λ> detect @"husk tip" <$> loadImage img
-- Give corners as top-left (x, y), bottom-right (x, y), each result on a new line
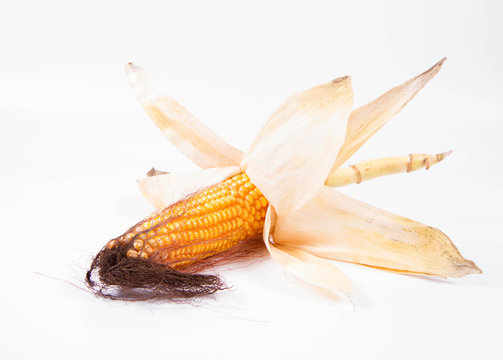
top-left (425, 57), bottom-right (447, 78)
top-left (330, 75), bottom-right (352, 95)
top-left (331, 75), bottom-right (351, 84)
top-left (436, 150), bottom-right (453, 162)
top-left (124, 63), bottom-right (164, 102)
top-left (437, 57), bottom-right (447, 67)
top-left (465, 259), bottom-right (483, 275)
top-left (124, 62), bottom-right (143, 77)
top-left (449, 258), bottom-right (482, 278)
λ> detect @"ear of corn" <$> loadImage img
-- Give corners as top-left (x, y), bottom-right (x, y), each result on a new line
top-left (91, 58), bottom-right (481, 302)
top-left (108, 172), bottom-right (269, 269)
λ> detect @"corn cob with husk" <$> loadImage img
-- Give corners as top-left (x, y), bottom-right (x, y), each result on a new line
top-left (87, 58), bottom-right (481, 301)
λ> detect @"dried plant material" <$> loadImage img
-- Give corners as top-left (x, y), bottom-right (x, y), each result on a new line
top-left (242, 76), bottom-right (353, 216)
top-left (125, 63), bottom-right (243, 168)
top-left (331, 58), bottom-right (446, 172)
top-left (88, 58), bottom-right (481, 302)
top-left (146, 167), bottom-right (169, 176)
top-left (326, 151), bottom-right (452, 187)
top-left (263, 206), bottom-right (352, 293)
top-left (138, 166), bottom-right (240, 210)
top-left (272, 186), bottom-right (481, 278)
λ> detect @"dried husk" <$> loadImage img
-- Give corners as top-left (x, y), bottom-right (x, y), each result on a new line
top-left (272, 186), bottom-right (481, 278)
top-left (242, 77), bottom-right (353, 216)
top-left (125, 63), bottom-right (243, 168)
top-left (330, 58), bottom-right (446, 172)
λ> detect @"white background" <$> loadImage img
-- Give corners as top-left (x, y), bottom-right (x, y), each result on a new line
top-left (1, 0), bottom-right (502, 359)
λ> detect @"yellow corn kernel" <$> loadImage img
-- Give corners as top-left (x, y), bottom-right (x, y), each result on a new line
top-left (127, 249), bottom-right (138, 258)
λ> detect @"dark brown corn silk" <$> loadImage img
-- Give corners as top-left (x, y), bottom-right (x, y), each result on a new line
top-left (86, 172), bottom-right (269, 301)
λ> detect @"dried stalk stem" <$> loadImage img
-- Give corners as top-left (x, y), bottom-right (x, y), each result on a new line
top-left (325, 151), bottom-right (452, 187)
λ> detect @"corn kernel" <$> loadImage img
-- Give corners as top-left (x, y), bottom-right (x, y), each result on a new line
top-left (127, 249), bottom-right (138, 258)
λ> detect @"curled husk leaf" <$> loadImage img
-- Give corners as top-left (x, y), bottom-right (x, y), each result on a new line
top-left (263, 206), bottom-right (353, 293)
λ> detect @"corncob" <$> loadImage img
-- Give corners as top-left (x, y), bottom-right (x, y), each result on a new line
top-left (106, 172), bottom-right (268, 269)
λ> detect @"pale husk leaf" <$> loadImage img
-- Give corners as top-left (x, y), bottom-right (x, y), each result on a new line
top-left (330, 58), bottom-right (446, 172)
top-left (125, 63), bottom-right (243, 168)
top-left (138, 166), bottom-right (241, 210)
top-left (263, 206), bottom-right (353, 293)
top-left (273, 186), bottom-right (481, 278)
top-left (242, 77), bottom-right (353, 217)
